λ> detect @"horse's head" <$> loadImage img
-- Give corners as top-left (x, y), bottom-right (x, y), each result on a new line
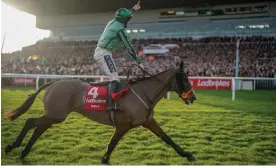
top-left (169, 61), bottom-right (197, 105)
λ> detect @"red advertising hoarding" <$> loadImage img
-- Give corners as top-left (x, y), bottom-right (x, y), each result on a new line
top-left (189, 78), bottom-right (232, 89)
top-left (94, 77), bottom-right (232, 90)
top-left (13, 78), bottom-right (35, 86)
top-left (18, 76), bottom-right (230, 90)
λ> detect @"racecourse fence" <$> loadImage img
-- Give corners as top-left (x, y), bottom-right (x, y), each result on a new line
top-left (1, 73), bottom-right (276, 101)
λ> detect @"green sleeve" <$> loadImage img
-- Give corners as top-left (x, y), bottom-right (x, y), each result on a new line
top-left (118, 30), bottom-right (141, 64)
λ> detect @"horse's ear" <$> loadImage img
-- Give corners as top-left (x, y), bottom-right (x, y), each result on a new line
top-left (179, 61), bottom-right (184, 71)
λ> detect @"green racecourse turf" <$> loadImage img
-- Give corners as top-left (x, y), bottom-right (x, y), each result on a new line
top-left (1, 87), bottom-right (276, 165)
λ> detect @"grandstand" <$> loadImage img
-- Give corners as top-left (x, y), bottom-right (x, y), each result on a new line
top-left (45, 17), bottom-right (276, 40)
top-left (34, 2), bottom-right (276, 40)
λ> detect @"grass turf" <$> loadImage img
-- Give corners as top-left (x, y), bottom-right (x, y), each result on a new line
top-left (1, 88), bottom-right (276, 165)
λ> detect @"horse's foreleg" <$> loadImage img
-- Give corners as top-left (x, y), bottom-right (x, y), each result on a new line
top-left (143, 118), bottom-right (196, 162)
top-left (102, 125), bottom-right (130, 164)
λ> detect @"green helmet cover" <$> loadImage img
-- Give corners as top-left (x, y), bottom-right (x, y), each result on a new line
top-left (115, 8), bottom-right (133, 23)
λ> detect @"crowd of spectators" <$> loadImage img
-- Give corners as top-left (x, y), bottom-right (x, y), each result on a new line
top-left (1, 36), bottom-right (276, 78)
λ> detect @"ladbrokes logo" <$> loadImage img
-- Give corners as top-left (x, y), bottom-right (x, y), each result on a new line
top-left (85, 98), bottom-right (106, 104)
top-left (197, 79), bottom-right (230, 87)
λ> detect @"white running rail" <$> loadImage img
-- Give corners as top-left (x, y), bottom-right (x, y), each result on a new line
top-left (2, 73), bottom-right (276, 101)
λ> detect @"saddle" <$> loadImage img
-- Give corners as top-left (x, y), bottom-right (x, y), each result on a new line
top-left (89, 79), bottom-right (130, 102)
top-left (84, 80), bottom-right (130, 126)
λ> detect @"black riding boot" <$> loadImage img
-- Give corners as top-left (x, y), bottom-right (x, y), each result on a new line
top-left (107, 80), bottom-right (119, 111)
top-left (108, 81), bottom-right (119, 126)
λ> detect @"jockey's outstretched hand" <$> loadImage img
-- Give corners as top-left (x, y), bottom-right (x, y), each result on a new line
top-left (132, 1), bottom-right (141, 11)
top-left (138, 63), bottom-right (145, 70)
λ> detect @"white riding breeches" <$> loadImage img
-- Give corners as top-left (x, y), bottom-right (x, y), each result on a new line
top-left (94, 46), bottom-right (120, 82)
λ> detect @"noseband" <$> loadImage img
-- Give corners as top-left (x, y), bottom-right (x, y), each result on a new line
top-left (171, 74), bottom-right (193, 100)
top-left (181, 88), bottom-right (193, 99)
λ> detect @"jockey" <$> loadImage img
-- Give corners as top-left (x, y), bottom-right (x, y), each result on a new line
top-left (94, 1), bottom-right (144, 112)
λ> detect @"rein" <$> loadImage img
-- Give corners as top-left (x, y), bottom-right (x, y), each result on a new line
top-left (130, 67), bottom-right (176, 110)
top-left (122, 65), bottom-right (176, 109)
top-left (123, 64), bottom-right (153, 80)
top-left (123, 64), bottom-right (154, 80)
top-left (123, 65), bottom-right (193, 102)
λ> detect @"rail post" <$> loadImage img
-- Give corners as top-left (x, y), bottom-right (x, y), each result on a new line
top-left (232, 77), bottom-right (235, 101)
top-left (36, 76), bottom-right (40, 91)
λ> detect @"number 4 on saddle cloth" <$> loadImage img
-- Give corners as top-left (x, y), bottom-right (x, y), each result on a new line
top-left (84, 80), bottom-right (130, 111)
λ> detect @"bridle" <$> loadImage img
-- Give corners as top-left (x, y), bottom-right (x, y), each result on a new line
top-left (170, 73), bottom-right (194, 100)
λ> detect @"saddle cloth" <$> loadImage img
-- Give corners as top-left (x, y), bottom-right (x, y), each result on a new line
top-left (84, 80), bottom-right (129, 111)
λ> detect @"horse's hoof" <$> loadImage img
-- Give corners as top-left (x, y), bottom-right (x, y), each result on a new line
top-left (101, 155), bottom-right (110, 165)
top-left (101, 162), bottom-right (109, 165)
top-left (5, 145), bottom-right (13, 153)
top-left (18, 151), bottom-right (27, 160)
top-left (187, 154), bottom-right (196, 162)
top-left (18, 155), bottom-right (24, 160)
top-left (18, 155), bottom-right (25, 160)
top-left (101, 160), bottom-right (109, 165)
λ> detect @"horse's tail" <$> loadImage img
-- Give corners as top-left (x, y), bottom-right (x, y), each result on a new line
top-left (5, 81), bottom-right (55, 121)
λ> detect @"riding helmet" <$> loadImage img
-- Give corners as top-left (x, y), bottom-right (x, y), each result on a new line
top-left (115, 8), bottom-right (133, 24)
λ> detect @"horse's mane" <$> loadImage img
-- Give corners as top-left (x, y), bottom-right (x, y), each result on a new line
top-left (128, 68), bottom-right (175, 84)
top-left (128, 76), bottom-right (150, 83)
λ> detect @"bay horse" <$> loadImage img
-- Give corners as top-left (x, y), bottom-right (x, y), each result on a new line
top-left (4, 61), bottom-right (197, 164)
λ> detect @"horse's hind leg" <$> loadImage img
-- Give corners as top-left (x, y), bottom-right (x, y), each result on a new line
top-left (143, 117), bottom-right (196, 162)
top-left (102, 125), bottom-right (131, 164)
top-left (5, 117), bottom-right (39, 153)
top-left (19, 125), bottom-right (50, 159)
top-left (19, 116), bottom-right (64, 159)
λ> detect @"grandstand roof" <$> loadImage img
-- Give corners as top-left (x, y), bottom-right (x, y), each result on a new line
top-left (3, 0), bottom-right (273, 16)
